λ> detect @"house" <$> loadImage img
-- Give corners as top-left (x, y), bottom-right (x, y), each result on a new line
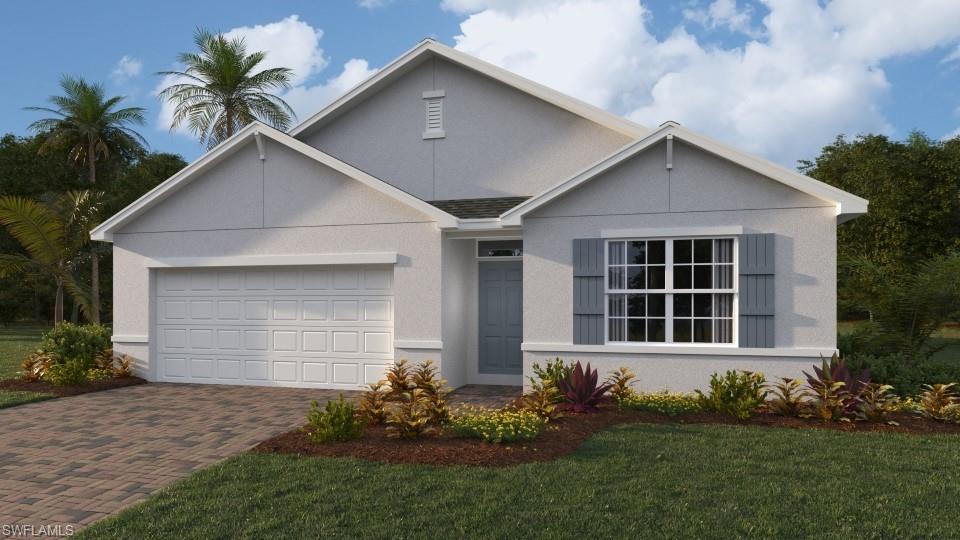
top-left (91, 39), bottom-right (868, 392)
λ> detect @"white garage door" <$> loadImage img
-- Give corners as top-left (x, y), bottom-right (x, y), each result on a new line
top-left (155, 265), bottom-right (394, 388)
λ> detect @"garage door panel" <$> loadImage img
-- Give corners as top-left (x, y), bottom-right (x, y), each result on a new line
top-left (156, 266), bottom-right (394, 388)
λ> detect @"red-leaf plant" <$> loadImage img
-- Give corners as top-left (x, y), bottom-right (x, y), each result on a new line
top-left (556, 361), bottom-right (613, 413)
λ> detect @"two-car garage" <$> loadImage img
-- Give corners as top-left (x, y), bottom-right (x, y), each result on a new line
top-left (154, 265), bottom-right (394, 388)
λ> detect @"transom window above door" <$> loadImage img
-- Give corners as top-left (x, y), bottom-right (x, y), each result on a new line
top-left (606, 238), bottom-right (736, 345)
top-left (478, 240), bottom-right (522, 258)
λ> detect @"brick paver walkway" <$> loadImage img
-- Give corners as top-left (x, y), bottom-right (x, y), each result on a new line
top-left (0, 382), bottom-right (522, 535)
top-left (0, 383), bottom-right (351, 534)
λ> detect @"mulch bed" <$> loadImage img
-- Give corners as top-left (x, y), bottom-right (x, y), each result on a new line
top-left (253, 406), bottom-right (960, 468)
top-left (0, 376), bottom-right (146, 397)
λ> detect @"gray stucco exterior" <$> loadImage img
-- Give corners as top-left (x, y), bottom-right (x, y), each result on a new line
top-left (99, 41), bottom-right (860, 393)
top-left (303, 55), bottom-right (632, 200)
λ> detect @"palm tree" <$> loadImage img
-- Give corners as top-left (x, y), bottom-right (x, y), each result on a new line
top-left (26, 76), bottom-right (147, 184)
top-left (0, 192), bottom-right (102, 324)
top-left (158, 28), bottom-right (296, 149)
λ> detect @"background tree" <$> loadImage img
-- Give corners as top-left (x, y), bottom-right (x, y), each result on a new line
top-left (26, 75), bottom-right (147, 184)
top-left (800, 132), bottom-right (960, 318)
top-left (0, 135), bottom-right (186, 324)
top-left (0, 193), bottom-right (98, 323)
top-left (158, 27), bottom-right (295, 148)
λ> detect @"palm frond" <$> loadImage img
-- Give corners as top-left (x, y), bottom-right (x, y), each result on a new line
top-left (0, 196), bottom-right (68, 266)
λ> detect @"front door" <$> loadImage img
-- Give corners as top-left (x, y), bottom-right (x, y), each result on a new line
top-left (478, 260), bottom-right (523, 374)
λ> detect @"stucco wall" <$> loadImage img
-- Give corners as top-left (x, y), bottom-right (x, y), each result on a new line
top-left (440, 236), bottom-right (471, 388)
top-left (302, 55), bottom-right (632, 201)
top-left (521, 140), bottom-right (838, 391)
top-left (110, 140), bottom-right (446, 381)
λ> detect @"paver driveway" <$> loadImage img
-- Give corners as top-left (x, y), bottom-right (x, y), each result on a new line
top-left (0, 383), bottom-right (350, 533)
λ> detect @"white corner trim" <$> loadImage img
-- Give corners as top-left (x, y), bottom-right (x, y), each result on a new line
top-left (601, 226), bottom-right (743, 239)
top-left (520, 342), bottom-right (837, 358)
top-left (394, 340), bottom-right (443, 350)
top-left (144, 252), bottom-right (398, 268)
top-left (422, 89), bottom-right (445, 99)
top-left (112, 334), bottom-right (149, 344)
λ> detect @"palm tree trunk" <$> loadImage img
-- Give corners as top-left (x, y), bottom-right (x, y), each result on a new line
top-left (87, 137), bottom-right (97, 184)
top-left (225, 107), bottom-right (233, 139)
top-left (91, 251), bottom-right (100, 323)
top-left (54, 277), bottom-right (64, 325)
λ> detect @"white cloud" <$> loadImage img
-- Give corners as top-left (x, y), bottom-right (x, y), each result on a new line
top-left (154, 16), bottom-right (377, 137)
top-left (110, 55), bottom-right (142, 83)
top-left (450, 0), bottom-right (960, 165)
top-left (222, 15), bottom-right (328, 86)
top-left (358, 0), bottom-right (393, 8)
top-left (283, 59), bottom-right (379, 119)
top-left (683, 0), bottom-right (759, 37)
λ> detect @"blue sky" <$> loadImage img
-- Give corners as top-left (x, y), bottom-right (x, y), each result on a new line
top-left (2, 0), bottom-right (960, 166)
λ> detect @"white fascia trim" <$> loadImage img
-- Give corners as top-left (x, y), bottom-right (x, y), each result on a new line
top-left (90, 123), bottom-right (459, 242)
top-left (112, 334), bottom-right (149, 344)
top-left (602, 226), bottom-right (743, 239)
top-left (144, 252), bottom-right (398, 268)
top-left (394, 340), bottom-right (443, 350)
top-left (521, 342), bottom-right (837, 358)
top-left (454, 218), bottom-right (521, 231)
top-left (289, 39), bottom-right (648, 140)
top-left (500, 122), bottom-right (869, 225)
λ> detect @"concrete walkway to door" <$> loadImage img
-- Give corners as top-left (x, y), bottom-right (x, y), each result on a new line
top-left (0, 383), bottom-right (349, 532)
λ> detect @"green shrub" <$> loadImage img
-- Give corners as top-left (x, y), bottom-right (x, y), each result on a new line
top-left (39, 323), bottom-right (111, 367)
top-left (86, 367), bottom-right (114, 382)
top-left (529, 357), bottom-right (572, 402)
top-left (766, 378), bottom-right (805, 417)
top-left (918, 383), bottom-right (959, 422)
top-left (615, 391), bottom-right (701, 415)
top-left (385, 388), bottom-right (438, 439)
top-left (305, 395), bottom-right (363, 443)
top-left (447, 406), bottom-right (546, 443)
top-left (696, 370), bottom-right (768, 420)
top-left (45, 358), bottom-right (90, 386)
top-left (605, 366), bottom-right (638, 402)
top-left (856, 383), bottom-right (898, 422)
top-left (847, 352), bottom-right (960, 396)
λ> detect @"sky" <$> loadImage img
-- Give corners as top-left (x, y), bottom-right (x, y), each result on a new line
top-left (2, 0), bottom-right (960, 167)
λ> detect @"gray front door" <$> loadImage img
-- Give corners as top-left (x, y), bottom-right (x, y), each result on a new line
top-left (478, 260), bottom-right (523, 374)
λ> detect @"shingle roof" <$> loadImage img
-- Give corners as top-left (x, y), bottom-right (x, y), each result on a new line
top-left (427, 196), bottom-right (531, 219)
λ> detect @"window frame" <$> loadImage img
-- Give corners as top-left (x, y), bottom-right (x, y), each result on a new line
top-left (603, 236), bottom-right (739, 347)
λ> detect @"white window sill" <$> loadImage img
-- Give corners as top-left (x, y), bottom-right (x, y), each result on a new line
top-left (520, 342), bottom-right (836, 358)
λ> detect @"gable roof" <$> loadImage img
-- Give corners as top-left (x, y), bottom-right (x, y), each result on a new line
top-left (499, 122), bottom-right (869, 226)
top-left (90, 122), bottom-right (458, 242)
top-left (428, 197), bottom-right (530, 219)
top-left (289, 39), bottom-right (648, 140)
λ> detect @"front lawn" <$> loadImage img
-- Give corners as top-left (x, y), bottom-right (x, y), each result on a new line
top-left (0, 324), bottom-right (46, 378)
top-left (81, 423), bottom-right (960, 539)
top-left (0, 389), bottom-right (54, 409)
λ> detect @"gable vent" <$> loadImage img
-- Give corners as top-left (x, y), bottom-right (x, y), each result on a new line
top-left (422, 89), bottom-right (445, 139)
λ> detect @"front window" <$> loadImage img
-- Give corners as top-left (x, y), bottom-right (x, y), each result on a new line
top-left (606, 238), bottom-right (736, 344)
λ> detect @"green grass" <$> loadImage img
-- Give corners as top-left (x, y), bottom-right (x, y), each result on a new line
top-left (0, 324), bottom-right (47, 379)
top-left (0, 390), bottom-right (55, 409)
top-left (81, 423), bottom-right (960, 539)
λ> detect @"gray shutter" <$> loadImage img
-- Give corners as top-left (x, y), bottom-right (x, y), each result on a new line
top-left (573, 238), bottom-right (604, 344)
top-left (738, 233), bottom-right (775, 347)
